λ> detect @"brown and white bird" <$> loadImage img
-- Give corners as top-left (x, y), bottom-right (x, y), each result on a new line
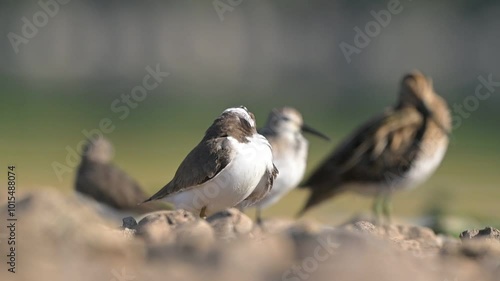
top-left (240, 107), bottom-right (329, 222)
top-left (298, 71), bottom-right (451, 222)
top-left (76, 137), bottom-right (164, 214)
top-left (143, 106), bottom-right (278, 218)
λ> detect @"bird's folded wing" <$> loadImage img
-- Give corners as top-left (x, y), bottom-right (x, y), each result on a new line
top-left (238, 164), bottom-right (279, 208)
top-left (145, 138), bottom-right (232, 201)
top-left (304, 107), bottom-right (423, 187)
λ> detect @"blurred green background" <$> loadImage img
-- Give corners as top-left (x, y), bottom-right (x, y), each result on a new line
top-left (1, 0), bottom-right (499, 228)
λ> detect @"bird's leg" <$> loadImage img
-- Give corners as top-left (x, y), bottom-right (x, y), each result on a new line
top-left (200, 206), bottom-right (207, 219)
top-left (382, 194), bottom-right (392, 225)
top-left (372, 193), bottom-right (383, 225)
top-left (256, 207), bottom-right (263, 225)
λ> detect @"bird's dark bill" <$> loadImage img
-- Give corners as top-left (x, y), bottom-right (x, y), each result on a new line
top-left (302, 124), bottom-right (330, 141)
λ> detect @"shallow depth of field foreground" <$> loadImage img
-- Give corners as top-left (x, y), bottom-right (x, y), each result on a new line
top-left (0, 190), bottom-right (499, 281)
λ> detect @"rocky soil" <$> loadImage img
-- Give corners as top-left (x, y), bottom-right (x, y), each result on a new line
top-left (1, 190), bottom-right (499, 281)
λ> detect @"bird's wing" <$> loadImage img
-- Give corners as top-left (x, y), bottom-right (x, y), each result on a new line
top-left (238, 164), bottom-right (279, 209)
top-left (297, 107), bottom-right (425, 216)
top-left (304, 107), bottom-right (424, 188)
top-left (76, 162), bottom-right (151, 210)
top-left (144, 137), bottom-right (232, 202)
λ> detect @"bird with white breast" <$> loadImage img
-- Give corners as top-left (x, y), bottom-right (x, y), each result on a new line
top-left (240, 107), bottom-right (330, 223)
top-left (143, 106), bottom-right (278, 218)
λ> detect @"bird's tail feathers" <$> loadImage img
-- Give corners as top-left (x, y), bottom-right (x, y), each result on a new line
top-left (140, 182), bottom-right (172, 205)
top-left (296, 183), bottom-right (344, 218)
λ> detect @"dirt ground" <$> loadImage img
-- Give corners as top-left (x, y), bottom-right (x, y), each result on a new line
top-left (1, 190), bottom-right (499, 281)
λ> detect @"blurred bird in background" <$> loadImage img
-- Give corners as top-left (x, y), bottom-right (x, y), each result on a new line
top-left (298, 71), bottom-right (451, 223)
top-left (75, 137), bottom-right (167, 215)
top-left (240, 107), bottom-right (330, 223)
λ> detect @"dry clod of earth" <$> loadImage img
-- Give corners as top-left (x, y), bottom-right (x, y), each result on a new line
top-left (207, 208), bottom-right (254, 241)
top-left (460, 226), bottom-right (500, 241)
top-left (123, 210), bottom-right (216, 258)
top-left (343, 221), bottom-right (442, 256)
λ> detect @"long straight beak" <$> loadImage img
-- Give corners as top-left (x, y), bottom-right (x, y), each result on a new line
top-left (301, 123), bottom-right (331, 141)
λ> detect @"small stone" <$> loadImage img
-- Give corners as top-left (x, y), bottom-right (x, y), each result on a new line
top-left (122, 216), bottom-right (138, 229)
top-left (207, 208), bottom-right (254, 241)
top-left (138, 209), bottom-right (196, 228)
top-left (135, 210), bottom-right (197, 245)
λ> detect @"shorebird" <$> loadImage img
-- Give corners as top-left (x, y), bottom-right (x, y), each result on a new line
top-left (297, 71), bottom-right (451, 222)
top-left (76, 137), bottom-right (164, 214)
top-left (241, 107), bottom-right (330, 223)
top-left (143, 106), bottom-right (278, 218)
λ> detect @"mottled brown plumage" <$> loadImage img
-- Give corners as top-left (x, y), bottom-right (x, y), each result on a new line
top-left (298, 71), bottom-right (451, 220)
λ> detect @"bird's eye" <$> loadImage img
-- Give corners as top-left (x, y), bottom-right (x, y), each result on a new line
top-left (281, 116), bottom-right (290, 122)
top-left (239, 106), bottom-right (248, 111)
